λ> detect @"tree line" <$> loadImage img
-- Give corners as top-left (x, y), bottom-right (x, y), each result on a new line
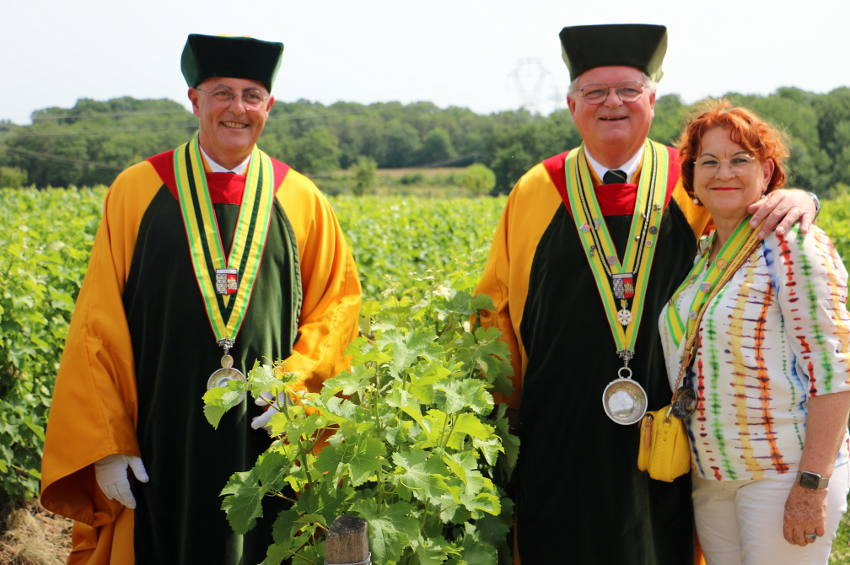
top-left (1, 86), bottom-right (848, 194)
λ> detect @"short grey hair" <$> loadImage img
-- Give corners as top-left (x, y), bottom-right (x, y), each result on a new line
top-left (567, 72), bottom-right (657, 97)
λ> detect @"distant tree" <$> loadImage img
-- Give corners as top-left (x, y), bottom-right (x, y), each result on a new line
top-left (351, 156), bottom-right (377, 196)
top-left (383, 120), bottom-right (421, 167)
top-left (460, 163), bottom-right (496, 196)
top-left (830, 120), bottom-right (850, 190)
top-left (6, 90), bottom-right (847, 190)
top-left (419, 128), bottom-right (457, 164)
top-left (490, 143), bottom-right (535, 193)
top-left (292, 126), bottom-right (341, 174)
top-left (648, 94), bottom-right (689, 145)
top-left (0, 166), bottom-right (27, 188)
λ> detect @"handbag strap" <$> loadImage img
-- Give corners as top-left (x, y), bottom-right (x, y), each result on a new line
top-left (670, 222), bottom-right (766, 403)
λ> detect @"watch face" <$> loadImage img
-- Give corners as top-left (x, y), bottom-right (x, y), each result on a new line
top-left (799, 472), bottom-right (823, 489)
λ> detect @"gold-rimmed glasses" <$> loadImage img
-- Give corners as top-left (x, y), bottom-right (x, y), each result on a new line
top-left (694, 153), bottom-right (758, 176)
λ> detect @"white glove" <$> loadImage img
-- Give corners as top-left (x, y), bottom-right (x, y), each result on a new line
top-left (250, 392), bottom-right (285, 431)
top-left (94, 454), bottom-right (149, 509)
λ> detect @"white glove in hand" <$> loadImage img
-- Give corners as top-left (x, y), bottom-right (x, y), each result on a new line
top-left (250, 392), bottom-right (285, 431)
top-left (94, 454), bottom-right (149, 509)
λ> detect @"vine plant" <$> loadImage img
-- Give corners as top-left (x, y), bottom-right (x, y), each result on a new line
top-left (204, 284), bottom-right (518, 564)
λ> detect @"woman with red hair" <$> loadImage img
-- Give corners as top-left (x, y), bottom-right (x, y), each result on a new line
top-left (659, 101), bottom-right (850, 564)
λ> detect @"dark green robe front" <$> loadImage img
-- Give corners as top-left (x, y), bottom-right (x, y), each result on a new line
top-left (124, 155), bottom-right (296, 564)
top-left (516, 152), bottom-right (696, 564)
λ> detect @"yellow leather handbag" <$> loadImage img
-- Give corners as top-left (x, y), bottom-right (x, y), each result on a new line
top-left (637, 405), bottom-right (691, 482)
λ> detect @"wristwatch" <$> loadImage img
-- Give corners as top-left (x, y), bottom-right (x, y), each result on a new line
top-left (797, 471), bottom-right (829, 490)
top-left (807, 191), bottom-right (821, 219)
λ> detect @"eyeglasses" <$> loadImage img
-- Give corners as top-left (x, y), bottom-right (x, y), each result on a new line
top-left (577, 82), bottom-right (646, 104)
top-left (693, 154), bottom-right (758, 175)
top-left (196, 87), bottom-right (269, 108)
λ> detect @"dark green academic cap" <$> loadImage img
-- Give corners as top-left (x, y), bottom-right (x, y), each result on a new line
top-left (181, 34), bottom-right (284, 92)
top-left (559, 24), bottom-right (667, 82)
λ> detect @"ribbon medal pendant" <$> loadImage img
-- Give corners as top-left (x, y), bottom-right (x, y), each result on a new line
top-left (207, 348), bottom-right (246, 391)
top-left (612, 273), bottom-right (635, 299)
top-left (215, 269), bottom-right (239, 295)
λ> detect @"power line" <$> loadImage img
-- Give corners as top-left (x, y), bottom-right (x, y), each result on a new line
top-left (8, 123), bottom-right (197, 138)
top-left (31, 109), bottom-right (191, 122)
top-left (6, 107), bottom-right (382, 138)
top-left (0, 145), bottom-right (124, 171)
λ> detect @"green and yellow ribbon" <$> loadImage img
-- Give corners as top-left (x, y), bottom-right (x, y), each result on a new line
top-left (173, 135), bottom-right (276, 345)
top-left (565, 139), bottom-right (670, 358)
top-left (665, 217), bottom-right (761, 349)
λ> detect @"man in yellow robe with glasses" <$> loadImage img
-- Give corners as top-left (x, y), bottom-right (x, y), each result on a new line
top-left (41, 34), bottom-right (361, 564)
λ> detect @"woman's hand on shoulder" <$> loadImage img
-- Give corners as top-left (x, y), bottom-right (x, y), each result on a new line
top-left (783, 483), bottom-right (827, 546)
top-left (747, 189), bottom-right (818, 239)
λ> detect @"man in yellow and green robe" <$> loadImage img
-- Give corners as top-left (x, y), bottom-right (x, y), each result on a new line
top-left (40, 34), bottom-right (361, 565)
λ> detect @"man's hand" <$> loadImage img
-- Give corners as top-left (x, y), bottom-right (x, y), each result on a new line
top-left (747, 189), bottom-right (818, 239)
top-left (250, 392), bottom-right (286, 432)
top-left (94, 454), bottom-right (149, 509)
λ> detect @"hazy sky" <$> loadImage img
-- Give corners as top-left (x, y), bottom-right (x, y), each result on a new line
top-left (3, 0), bottom-right (848, 125)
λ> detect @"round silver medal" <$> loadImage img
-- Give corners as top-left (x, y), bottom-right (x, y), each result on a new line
top-left (206, 354), bottom-right (246, 390)
top-left (602, 367), bottom-right (648, 425)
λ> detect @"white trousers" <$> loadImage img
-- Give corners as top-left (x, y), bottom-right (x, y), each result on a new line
top-left (692, 465), bottom-right (850, 565)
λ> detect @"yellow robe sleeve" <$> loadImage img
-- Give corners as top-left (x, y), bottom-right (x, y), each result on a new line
top-left (474, 164), bottom-right (563, 408)
top-left (40, 161), bottom-right (162, 564)
top-left (276, 170), bottom-right (362, 393)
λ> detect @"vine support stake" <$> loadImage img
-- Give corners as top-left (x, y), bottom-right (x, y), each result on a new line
top-left (325, 514), bottom-right (370, 565)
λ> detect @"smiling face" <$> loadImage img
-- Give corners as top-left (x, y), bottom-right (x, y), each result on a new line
top-left (567, 66), bottom-right (655, 166)
top-left (189, 77), bottom-right (275, 169)
top-left (693, 127), bottom-right (774, 224)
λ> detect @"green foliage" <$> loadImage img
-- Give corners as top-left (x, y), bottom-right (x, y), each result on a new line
top-left (0, 187), bottom-right (102, 504)
top-left (204, 279), bottom-right (516, 563)
top-left (648, 94), bottom-right (689, 146)
top-left (8, 88), bottom-right (848, 193)
top-left (399, 172), bottom-right (426, 186)
top-left (333, 196), bottom-right (504, 297)
top-left (291, 126), bottom-right (342, 174)
top-left (5, 98), bottom-right (194, 187)
top-left (0, 166), bottom-right (27, 188)
top-left (818, 195), bottom-right (850, 262)
top-left (351, 156), bottom-right (377, 196)
top-left (420, 128), bottom-right (457, 165)
top-left (460, 164), bottom-right (496, 196)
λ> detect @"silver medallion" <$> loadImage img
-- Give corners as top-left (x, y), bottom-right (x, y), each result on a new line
top-left (602, 367), bottom-right (648, 425)
top-left (617, 308), bottom-right (633, 326)
top-left (207, 353), bottom-right (246, 390)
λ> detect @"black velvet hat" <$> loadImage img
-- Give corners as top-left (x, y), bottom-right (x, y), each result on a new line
top-left (559, 24), bottom-right (667, 82)
top-left (181, 34), bottom-right (284, 91)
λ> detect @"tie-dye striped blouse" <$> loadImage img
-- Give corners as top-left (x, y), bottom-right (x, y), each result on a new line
top-left (659, 225), bottom-right (850, 481)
